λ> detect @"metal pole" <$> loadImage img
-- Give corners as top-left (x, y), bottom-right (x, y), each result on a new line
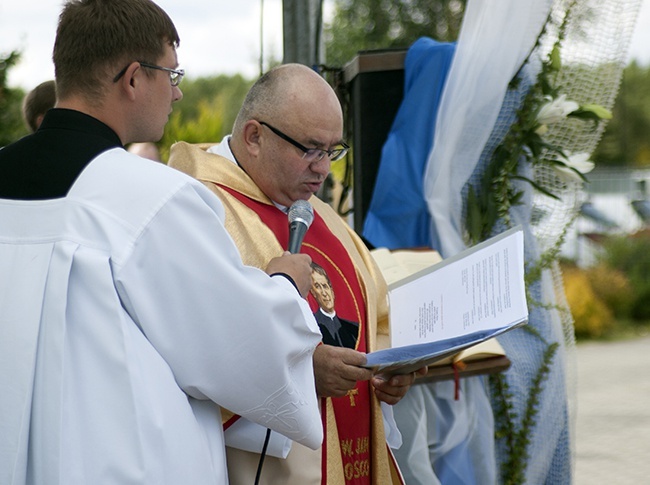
top-left (260, 0), bottom-right (265, 77)
top-left (282, 0), bottom-right (323, 68)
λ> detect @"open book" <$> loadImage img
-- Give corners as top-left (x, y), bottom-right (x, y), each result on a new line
top-left (366, 227), bottom-right (527, 377)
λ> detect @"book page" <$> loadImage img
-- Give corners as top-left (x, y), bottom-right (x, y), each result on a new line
top-left (388, 227), bottom-right (527, 348)
top-left (371, 248), bottom-right (443, 285)
top-left (364, 228), bottom-right (525, 375)
top-left (454, 337), bottom-right (505, 361)
top-left (370, 246), bottom-right (505, 367)
top-left (433, 338), bottom-right (507, 366)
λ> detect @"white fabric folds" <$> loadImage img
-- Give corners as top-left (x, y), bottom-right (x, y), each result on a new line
top-left (423, 0), bottom-right (553, 257)
top-left (0, 149), bottom-right (322, 484)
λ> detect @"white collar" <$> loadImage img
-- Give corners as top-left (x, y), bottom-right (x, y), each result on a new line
top-left (318, 308), bottom-right (336, 319)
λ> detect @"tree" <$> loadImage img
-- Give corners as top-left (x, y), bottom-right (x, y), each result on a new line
top-left (0, 51), bottom-right (28, 146)
top-left (592, 61), bottom-right (650, 167)
top-left (158, 74), bottom-right (253, 161)
top-left (323, 2), bottom-right (650, 170)
top-left (324, 0), bottom-right (466, 66)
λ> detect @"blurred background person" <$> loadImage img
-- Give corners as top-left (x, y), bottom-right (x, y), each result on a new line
top-left (21, 79), bottom-right (56, 132)
top-left (127, 141), bottom-right (161, 161)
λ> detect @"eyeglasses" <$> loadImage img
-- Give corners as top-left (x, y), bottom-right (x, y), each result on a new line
top-left (113, 61), bottom-right (184, 87)
top-left (258, 121), bottom-right (349, 162)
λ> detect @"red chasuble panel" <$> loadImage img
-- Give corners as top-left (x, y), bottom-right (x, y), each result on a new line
top-left (222, 188), bottom-right (373, 484)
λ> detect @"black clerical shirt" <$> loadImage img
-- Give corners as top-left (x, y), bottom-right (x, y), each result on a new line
top-left (0, 109), bottom-right (123, 200)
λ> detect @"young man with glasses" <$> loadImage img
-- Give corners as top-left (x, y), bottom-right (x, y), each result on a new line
top-left (0, 2), bottom-right (324, 484)
top-left (169, 63), bottom-right (425, 485)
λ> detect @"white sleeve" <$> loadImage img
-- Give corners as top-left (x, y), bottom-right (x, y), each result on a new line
top-left (114, 182), bottom-right (323, 450)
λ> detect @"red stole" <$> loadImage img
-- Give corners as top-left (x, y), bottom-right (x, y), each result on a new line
top-left (224, 187), bottom-right (373, 484)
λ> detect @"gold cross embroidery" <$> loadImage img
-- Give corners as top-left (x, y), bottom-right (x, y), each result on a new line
top-left (347, 388), bottom-right (359, 407)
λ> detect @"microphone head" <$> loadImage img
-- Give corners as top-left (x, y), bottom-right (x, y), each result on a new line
top-left (288, 200), bottom-right (314, 228)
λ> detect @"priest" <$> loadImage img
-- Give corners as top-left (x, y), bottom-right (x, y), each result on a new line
top-left (169, 63), bottom-right (425, 485)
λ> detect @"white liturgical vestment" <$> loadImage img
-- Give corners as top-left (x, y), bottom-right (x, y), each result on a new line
top-left (0, 148), bottom-right (323, 484)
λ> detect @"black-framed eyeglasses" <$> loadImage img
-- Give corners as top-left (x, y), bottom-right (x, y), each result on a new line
top-left (112, 61), bottom-right (184, 87)
top-left (258, 121), bottom-right (349, 162)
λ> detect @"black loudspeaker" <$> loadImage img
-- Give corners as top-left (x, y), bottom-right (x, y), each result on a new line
top-left (343, 49), bottom-right (407, 235)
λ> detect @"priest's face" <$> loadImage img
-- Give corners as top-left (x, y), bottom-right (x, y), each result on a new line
top-left (252, 83), bottom-right (345, 207)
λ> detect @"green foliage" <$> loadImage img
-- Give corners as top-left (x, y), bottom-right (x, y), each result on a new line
top-left (491, 339), bottom-right (559, 484)
top-left (158, 74), bottom-right (253, 162)
top-left (469, 4), bottom-right (604, 478)
top-left (171, 74), bottom-right (252, 131)
top-left (593, 62), bottom-right (650, 167)
top-left (562, 263), bottom-right (615, 338)
top-left (0, 51), bottom-right (29, 146)
top-left (597, 231), bottom-right (650, 321)
top-left (562, 232), bottom-right (650, 339)
top-left (324, 0), bottom-right (466, 66)
top-left (585, 264), bottom-right (634, 319)
top-left (465, 3), bottom-right (610, 246)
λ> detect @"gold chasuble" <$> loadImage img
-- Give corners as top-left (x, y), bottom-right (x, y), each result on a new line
top-left (169, 142), bottom-right (403, 485)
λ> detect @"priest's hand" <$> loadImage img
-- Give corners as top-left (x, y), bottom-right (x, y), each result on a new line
top-left (313, 344), bottom-right (373, 398)
top-left (371, 366), bottom-right (428, 405)
top-left (266, 252), bottom-right (313, 298)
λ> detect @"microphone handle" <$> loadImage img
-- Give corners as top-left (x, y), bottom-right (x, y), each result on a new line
top-left (288, 220), bottom-right (308, 254)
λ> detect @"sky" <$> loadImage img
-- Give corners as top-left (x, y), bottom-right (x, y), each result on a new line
top-left (1, 0), bottom-right (649, 92)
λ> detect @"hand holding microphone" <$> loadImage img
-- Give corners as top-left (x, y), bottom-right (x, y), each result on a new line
top-left (265, 200), bottom-right (314, 297)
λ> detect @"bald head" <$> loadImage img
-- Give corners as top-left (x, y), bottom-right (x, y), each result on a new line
top-left (228, 64), bottom-right (346, 207)
top-left (233, 64), bottom-right (341, 138)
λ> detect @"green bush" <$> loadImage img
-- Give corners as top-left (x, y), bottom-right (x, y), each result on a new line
top-left (631, 287), bottom-right (650, 321)
top-left (597, 231), bottom-right (650, 324)
top-left (562, 264), bottom-right (615, 338)
top-left (0, 51), bottom-right (29, 146)
top-left (585, 263), bottom-right (634, 318)
top-left (158, 74), bottom-right (253, 162)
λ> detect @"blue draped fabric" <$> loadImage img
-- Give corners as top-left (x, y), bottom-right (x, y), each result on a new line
top-left (361, 38), bottom-right (497, 485)
top-left (362, 37), bottom-right (455, 249)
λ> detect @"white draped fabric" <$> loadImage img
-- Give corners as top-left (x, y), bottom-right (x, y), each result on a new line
top-left (0, 149), bottom-right (323, 484)
top-left (423, 0), bottom-right (553, 257)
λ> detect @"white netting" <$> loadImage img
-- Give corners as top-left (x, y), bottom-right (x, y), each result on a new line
top-left (537, 3), bottom-right (640, 479)
top-left (532, 0), bottom-right (641, 254)
top-left (463, 0), bottom-right (641, 482)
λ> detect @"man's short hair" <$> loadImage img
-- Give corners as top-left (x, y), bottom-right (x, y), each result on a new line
top-left (53, 0), bottom-right (180, 102)
top-left (22, 80), bottom-right (56, 132)
top-left (233, 67), bottom-right (281, 135)
top-left (310, 262), bottom-right (332, 286)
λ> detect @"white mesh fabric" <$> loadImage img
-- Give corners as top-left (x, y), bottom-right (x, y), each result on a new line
top-left (422, 0), bottom-right (641, 482)
top-left (423, 0), bottom-right (554, 258)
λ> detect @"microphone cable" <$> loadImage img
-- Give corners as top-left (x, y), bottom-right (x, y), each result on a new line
top-left (256, 199), bottom-right (312, 484)
top-left (254, 428), bottom-right (272, 485)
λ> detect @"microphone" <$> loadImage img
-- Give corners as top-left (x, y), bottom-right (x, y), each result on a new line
top-left (287, 200), bottom-right (314, 254)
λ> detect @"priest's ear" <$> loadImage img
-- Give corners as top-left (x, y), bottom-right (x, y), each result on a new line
top-left (240, 119), bottom-right (263, 158)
